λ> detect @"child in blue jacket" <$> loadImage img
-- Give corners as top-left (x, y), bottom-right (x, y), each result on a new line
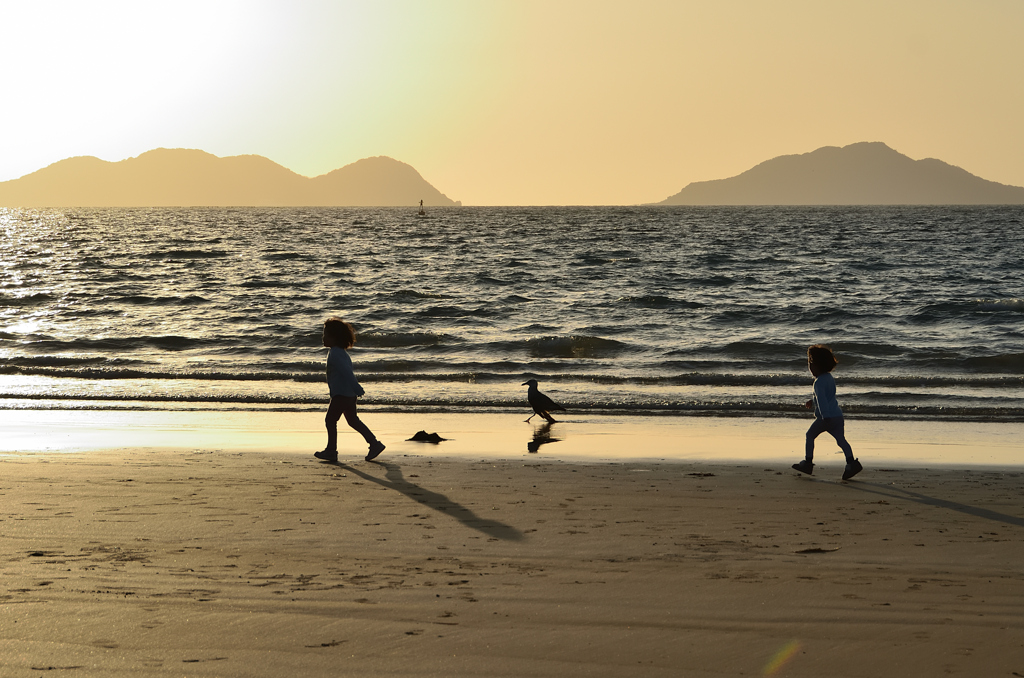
top-left (792, 344), bottom-right (862, 480)
top-left (314, 317), bottom-right (385, 463)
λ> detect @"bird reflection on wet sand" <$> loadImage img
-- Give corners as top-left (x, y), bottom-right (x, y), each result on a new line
top-left (528, 421), bottom-right (561, 453)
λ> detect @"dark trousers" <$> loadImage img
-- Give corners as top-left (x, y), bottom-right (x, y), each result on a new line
top-left (805, 416), bottom-right (854, 463)
top-left (325, 396), bottom-right (376, 452)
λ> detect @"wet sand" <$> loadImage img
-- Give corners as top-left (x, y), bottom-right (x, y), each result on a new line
top-left (3, 409), bottom-right (1023, 466)
top-left (2, 416), bottom-right (1023, 676)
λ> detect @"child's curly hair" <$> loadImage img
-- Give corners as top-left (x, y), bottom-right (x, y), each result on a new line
top-left (324, 317), bottom-right (356, 349)
top-left (807, 344), bottom-right (837, 372)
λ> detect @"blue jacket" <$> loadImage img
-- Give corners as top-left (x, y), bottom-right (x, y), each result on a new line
top-left (812, 372), bottom-right (843, 419)
top-left (326, 347), bottom-right (365, 397)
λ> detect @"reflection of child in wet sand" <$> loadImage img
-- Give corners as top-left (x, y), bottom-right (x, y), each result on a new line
top-left (314, 318), bottom-right (385, 463)
top-left (792, 344), bottom-right (862, 480)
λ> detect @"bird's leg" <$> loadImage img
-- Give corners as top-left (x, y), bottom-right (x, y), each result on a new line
top-left (525, 413), bottom-right (536, 423)
top-left (542, 412), bottom-right (557, 423)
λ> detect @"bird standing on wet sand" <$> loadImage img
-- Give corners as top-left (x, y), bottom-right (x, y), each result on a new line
top-left (522, 379), bottom-right (566, 423)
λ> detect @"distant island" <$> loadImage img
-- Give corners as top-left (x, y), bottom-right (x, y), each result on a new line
top-left (659, 142), bottom-right (1024, 205)
top-left (0, 149), bottom-right (461, 207)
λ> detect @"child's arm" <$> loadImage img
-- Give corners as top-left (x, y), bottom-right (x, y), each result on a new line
top-left (328, 348), bottom-right (365, 397)
top-left (811, 374), bottom-right (840, 417)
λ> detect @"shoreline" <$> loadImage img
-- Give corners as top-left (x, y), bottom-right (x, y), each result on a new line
top-left (3, 394), bottom-right (1022, 423)
top-left (2, 408), bottom-right (1022, 469)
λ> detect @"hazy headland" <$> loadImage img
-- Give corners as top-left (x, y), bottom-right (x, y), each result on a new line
top-left (659, 142), bottom-right (1024, 205)
top-left (0, 149), bottom-right (460, 207)
top-left (5, 142), bottom-right (1024, 207)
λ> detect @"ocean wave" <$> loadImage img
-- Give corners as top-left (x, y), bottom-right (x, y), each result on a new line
top-left (1, 391), bottom-right (1021, 421)
top-left (0, 292), bottom-right (54, 307)
top-left (475, 275), bottom-right (513, 286)
top-left (263, 251), bottom-right (304, 261)
top-left (23, 335), bottom-right (216, 351)
top-left (660, 341), bottom-right (1024, 372)
top-left (357, 331), bottom-right (456, 347)
top-left (410, 304), bottom-right (489, 319)
top-left (499, 294), bottom-right (533, 304)
top-left (0, 366), bottom-right (308, 381)
top-left (241, 279), bottom-right (303, 289)
top-left (516, 335), bottom-right (627, 359)
top-left (5, 360), bottom-right (1023, 389)
top-left (118, 294), bottom-right (210, 306)
top-left (357, 359), bottom-right (485, 373)
top-left (975, 298), bottom-right (1024, 312)
top-left (686, 275), bottom-right (736, 287)
top-left (384, 289), bottom-right (452, 300)
top-left (960, 353), bottom-right (1024, 373)
top-left (616, 295), bottom-right (704, 309)
top-left (143, 249), bottom-right (229, 259)
top-left (1, 356), bottom-right (141, 368)
top-left (910, 298), bottom-right (1024, 321)
top-left (668, 341), bottom-right (799, 360)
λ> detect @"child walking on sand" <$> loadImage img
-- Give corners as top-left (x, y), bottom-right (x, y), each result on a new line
top-left (314, 317), bottom-right (385, 463)
top-left (792, 344), bottom-right (862, 480)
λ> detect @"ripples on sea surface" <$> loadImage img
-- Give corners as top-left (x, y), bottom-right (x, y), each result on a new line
top-left (1, 206), bottom-right (1022, 420)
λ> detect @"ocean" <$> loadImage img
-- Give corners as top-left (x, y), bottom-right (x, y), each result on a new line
top-left (1, 206), bottom-right (1022, 421)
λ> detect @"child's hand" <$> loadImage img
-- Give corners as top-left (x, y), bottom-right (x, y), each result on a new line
top-left (804, 399), bottom-right (813, 409)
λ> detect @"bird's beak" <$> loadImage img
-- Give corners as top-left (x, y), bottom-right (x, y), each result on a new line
top-left (521, 381), bottom-right (529, 385)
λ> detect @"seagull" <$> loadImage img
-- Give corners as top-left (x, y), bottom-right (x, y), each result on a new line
top-left (522, 379), bottom-right (566, 423)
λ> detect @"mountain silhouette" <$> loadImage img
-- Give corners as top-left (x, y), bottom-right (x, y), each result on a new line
top-left (0, 149), bottom-right (460, 207)
top-left (659, 142), bottom-right (1024, 205)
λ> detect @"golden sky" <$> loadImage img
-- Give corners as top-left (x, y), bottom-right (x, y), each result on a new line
top-left (2, 0), bottom-right (1022, 205)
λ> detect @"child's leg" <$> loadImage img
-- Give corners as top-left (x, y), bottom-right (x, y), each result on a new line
top-left (339, 396), bottom-right (378, 445)
top-left (324, 398), bottom-right (344, 452)
top-left (824, 417), bottom-right (855, 463)
top-left (805, 418), bottom-right (828, 462)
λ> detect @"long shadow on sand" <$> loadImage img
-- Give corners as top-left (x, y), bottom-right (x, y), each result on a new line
top-left (332, 460), bottom-right (524, 541)
top-left (843, 480), bottom-right (1024, 528)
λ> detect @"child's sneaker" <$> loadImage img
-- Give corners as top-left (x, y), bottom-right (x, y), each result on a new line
top-left (842, 458), bottom-right (863, 480)
top-left (365, 441), bottom-right (386, 461)
top-left (314, 449), bottom-right (338, 462)
top-left (791, 460), bottom-right (814, 475)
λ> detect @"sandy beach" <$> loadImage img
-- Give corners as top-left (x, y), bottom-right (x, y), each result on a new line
top-left (1, 412), bottom-right (1023, 676)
